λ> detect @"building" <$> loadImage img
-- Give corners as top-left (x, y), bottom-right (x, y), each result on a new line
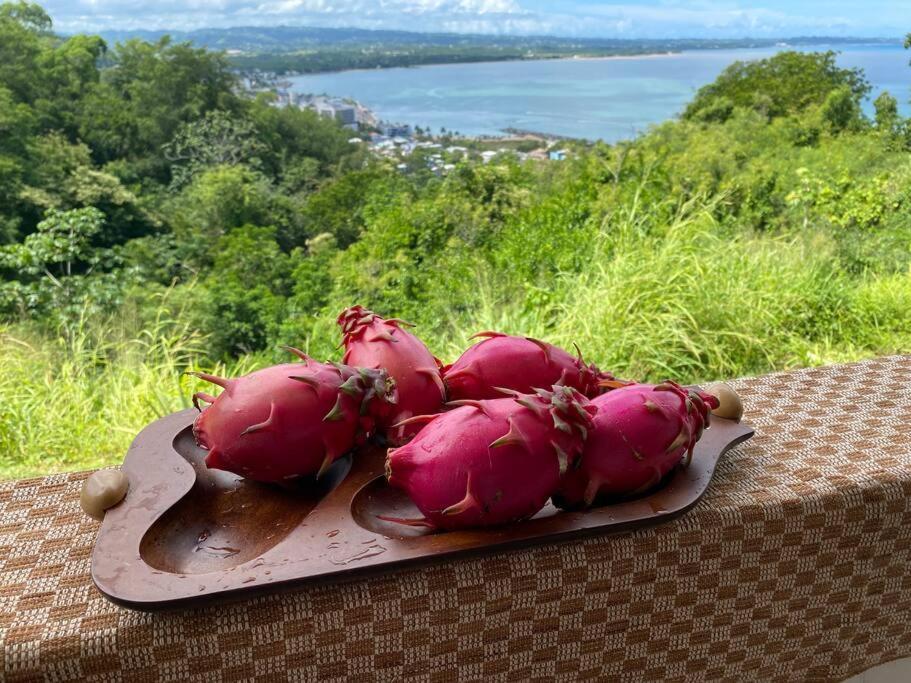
top-left (313, 101), bottom-right (336, 119)
top-left (381, 123), bottom-right (413, 138)
top-left (334, 106), bottom-right (357, 126)
top-left (272, 90), bottom-right (293, 107)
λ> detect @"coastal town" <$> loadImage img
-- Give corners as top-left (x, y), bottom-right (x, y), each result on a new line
top-left (348, 122), bottom-right (570, 176)
top-left (240, 72), bottom-right (571, 176)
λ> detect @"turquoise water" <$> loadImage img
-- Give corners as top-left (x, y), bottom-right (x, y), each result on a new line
top-left (288, 44), bottom-right (910, 141)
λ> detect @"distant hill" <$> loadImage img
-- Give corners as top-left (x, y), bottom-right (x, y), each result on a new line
top-left (86, 27), bottom-right (904, 76)
top-left (91, 25), bottom-right (901, 55)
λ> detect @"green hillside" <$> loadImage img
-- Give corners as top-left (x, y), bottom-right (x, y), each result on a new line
top-left (1, 2), bottom-right (910, 477)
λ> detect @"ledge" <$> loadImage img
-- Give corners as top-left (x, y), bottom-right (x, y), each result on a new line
top-left (2, 355), bottom-right (911, 681)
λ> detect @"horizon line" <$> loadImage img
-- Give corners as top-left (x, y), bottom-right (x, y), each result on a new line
top-left (61, 24), bottom-right (905, 43)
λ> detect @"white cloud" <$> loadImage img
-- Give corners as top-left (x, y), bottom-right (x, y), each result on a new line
top-left (386, 0), bottom-right (520, 13)
top-left (246, 0), bottom-right (520, 17)
top-left (44, 0), bottom-right (894, 37)
top-left (566, 4), bottom-right (852, 33)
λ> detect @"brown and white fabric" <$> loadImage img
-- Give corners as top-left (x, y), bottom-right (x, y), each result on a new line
top-left (2, 355), bottom-right (911, 681)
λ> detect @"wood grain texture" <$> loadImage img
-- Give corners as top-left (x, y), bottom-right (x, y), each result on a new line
top-left (91, 407), bottom-right (753, 610)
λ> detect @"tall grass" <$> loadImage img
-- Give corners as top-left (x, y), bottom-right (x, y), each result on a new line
top-left (3, 193), bottom-right (910, 479)
top-left (0, 294), bottom-right (252, 479)
top-left (545, 202), bottom-right (850, 381)
top-left (424, 194), bottom-right (911, 384)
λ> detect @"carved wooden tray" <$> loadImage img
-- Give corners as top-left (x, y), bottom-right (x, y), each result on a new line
top-left (91, 408), bottom-right (753, 611)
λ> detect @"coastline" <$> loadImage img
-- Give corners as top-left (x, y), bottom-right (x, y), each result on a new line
top-left (564, 51), bottom-right (679, 62)
top-left (499, 127), bottom-right (581, 142)
top-left (235, 38), bottom-right (905, 80)
top-left (278, 50), bottom-right (683, 140)
top-left (275, 50), bottom-right (683, 78)
top-left (275, 42), bottom-right (908, 143)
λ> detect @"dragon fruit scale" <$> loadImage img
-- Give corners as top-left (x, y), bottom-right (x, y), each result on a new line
top-left (553, 381), bottom-right (719, 509)
top-left (383, 385), bottom-right (597, 531)
top-left (191, 349), bottom-right (397, 483)
top-left (442, 331), bottom-right (613, 401)
top-left (337, 305), bottom-right (445, 443)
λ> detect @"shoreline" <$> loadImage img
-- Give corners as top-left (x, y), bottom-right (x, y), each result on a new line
top-left (238, 39), bottom-right (905, 81)
top-left (499, 127), bottom-right (581, 142)
top-left (274, 42), bottom-right (907, 144)
top-left (564, 51), bottom-right (679, 62)
top-left (279, 52), bottom-right (673, 141)
top-left (276, 50), bottom-right (683, 78)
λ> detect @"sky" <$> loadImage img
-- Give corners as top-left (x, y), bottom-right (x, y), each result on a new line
top-left (42, 0), bottom-right (909, 38)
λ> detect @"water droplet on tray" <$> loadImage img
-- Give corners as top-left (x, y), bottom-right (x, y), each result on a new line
top-left (197, 545), bottom-right (240, 558)
top-left (648, 500), bottom-right (667, 515)
top-left (329, 544), bottom-right (387, 566)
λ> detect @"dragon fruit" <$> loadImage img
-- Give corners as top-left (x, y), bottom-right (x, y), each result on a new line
top-left (553, 381), bottom-right (719, 509)
top-left (383, 385), bottom-right (597, 530)
top-left (191, 350), bottom-right (397, 483)
top-left (442, 331), bottom-right (612, 401)
top-left (337, 305), bottom-right (445, 443)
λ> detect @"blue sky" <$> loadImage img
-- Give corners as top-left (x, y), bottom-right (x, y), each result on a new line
top-left (43, 1), bottom-right (909, 38)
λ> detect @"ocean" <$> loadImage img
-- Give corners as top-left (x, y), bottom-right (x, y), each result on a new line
top-left (287, 44), bottom-right (910, 142)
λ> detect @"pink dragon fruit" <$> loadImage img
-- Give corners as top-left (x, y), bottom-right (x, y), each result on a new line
top-left (442, 331), bottom-right (612, 401)
top-left (553, 380), bottom-right (719, 509)
top-left (383, 385), bottom-right (597, 530)
top-left (337, 305), bottom-right (445, 444)
top-left (191, 349), bottom-right (396, 483)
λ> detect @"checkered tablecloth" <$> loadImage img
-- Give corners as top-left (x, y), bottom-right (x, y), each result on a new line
top-left (2, 356), bottom-right (911, 682)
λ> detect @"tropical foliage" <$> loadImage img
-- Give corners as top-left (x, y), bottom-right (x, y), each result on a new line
top-left (2, 2), bottom-right (911, 476)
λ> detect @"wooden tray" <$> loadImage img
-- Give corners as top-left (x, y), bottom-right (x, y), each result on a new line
top-left (92, 408), bottom-right (754, 611)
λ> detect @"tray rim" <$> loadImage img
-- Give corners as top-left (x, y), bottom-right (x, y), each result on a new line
top-left (91, 406), bottom-right (754, 611)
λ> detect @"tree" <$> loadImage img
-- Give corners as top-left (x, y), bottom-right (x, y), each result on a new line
top-left (299, 167), bottom-right (393, 248)
top-left (684, 51), bottom-right (870, 122)
top-left (690, 96), bottom-right (734, 124)
top-left (0, 84), bottom-right (35, 241)
top-left (0, 207), bottom-right (125, 321)
top-left (167, 164), bottom-right (305, 267)
top-left (287, 232), bottom-right (337, 317)
top-left (163, 110), bottom-right (266, 189)
top-left (872, 91), bottom-right (907, 150)
top-left (36, 34), bottom-right (106, 135)
top-left (247, 100), bottom-right (356, 183)
top-left (18, 132), bottom-right (157, 245)
top-left (0, 1), bottom-right (50, 32)
top-left (197, 225), bottom-right (293, 357)
top-left (820, 85), bottom-right (863, 134)
top-left (78, 37), bottom-right (239, 174)
top-left (2, 207), bottom-right (105, 279)
top-left (171, 165), bottom-right (272, 239)
top-left (874, 91), bottom-right (899, 130)
top-left (0, 1), bottom-right (51, 104)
